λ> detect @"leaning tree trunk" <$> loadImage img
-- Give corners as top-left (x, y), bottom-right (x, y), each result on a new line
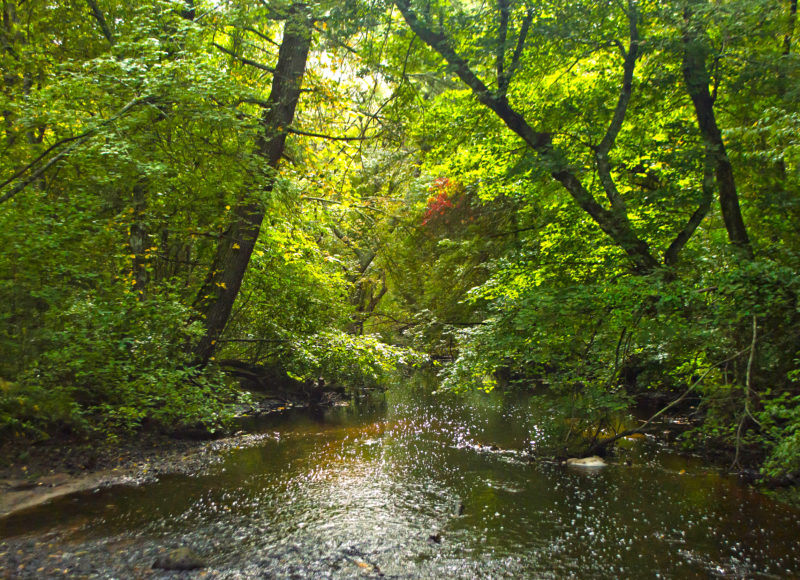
top-left (682, 2), bottom-right (754, 260)
top-left (192, 6), bottom-right (312, 365)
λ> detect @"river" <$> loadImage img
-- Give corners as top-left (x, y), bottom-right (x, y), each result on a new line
top-left (1, 379), bottom-right (799, 578)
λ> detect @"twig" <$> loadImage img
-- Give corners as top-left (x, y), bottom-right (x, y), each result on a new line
top-left (732, 314), bottom-right (761, 469)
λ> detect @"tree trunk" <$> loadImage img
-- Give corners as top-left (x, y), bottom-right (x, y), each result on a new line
top-left (394, 0), bottom-right (660, 273)
top-left (192, 6), bottom-right (312, 365)
top-left (682, 3), bottom-right (754, 260)
top-left (129, 180), bottom-right (150, 296)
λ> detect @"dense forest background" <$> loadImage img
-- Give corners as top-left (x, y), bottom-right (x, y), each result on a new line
top-left (1, 0), bottom-right (799, 481)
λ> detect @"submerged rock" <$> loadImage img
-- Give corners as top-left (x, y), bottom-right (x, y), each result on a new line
top-left (565, 456), bottom-right (606, 467)
top-left (152, 546), bottom-right (206, 570)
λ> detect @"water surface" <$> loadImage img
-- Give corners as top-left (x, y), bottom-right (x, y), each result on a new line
top-left (1, 382), bottom-right (799, 578)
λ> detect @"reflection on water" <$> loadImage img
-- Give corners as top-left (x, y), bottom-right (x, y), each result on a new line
top-left (2, 378), bottom-right (800, 578)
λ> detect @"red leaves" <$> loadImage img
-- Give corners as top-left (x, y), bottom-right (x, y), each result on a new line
top-left (422, 178), bottom-right (464, 226)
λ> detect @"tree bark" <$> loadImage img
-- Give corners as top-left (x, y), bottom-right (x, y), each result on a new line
top-left (86, 0), bottom-right (115, 45)
top-left (192, 5), bottom-right (312, 365)
top-left (682, 3), bottom-right (754, 260)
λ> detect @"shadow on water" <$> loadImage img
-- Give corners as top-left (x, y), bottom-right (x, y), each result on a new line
top-left (1, 375), bottom-right (800, 578)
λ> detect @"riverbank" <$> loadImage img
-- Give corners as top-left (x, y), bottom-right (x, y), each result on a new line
top-left (0, 397), bottom-right (309, 518)
top-left (0, 397), bottom-right (784, 519)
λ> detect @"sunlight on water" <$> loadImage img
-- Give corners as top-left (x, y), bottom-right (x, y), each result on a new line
top-left (2, 378), bottom-right (800, 578)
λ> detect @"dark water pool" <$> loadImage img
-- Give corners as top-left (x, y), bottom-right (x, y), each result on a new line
top-left (2, 383), bottom-right (799, 578)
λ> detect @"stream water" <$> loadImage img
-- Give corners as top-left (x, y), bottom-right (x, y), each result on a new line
top-left (2, 380), bottom-right (800, 578)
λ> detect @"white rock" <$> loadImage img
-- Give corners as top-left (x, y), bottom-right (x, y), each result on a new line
top-left (565, 456), bottom-right (606, 467)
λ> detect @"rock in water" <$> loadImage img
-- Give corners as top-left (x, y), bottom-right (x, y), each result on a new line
top-left (152, 547), bottom-right (206, 570)
top-left (565, 456), bottom-right (606, 467)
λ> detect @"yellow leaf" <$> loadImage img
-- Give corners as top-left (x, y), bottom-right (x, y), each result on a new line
top-left (232, 243), bottom-right (241, 250)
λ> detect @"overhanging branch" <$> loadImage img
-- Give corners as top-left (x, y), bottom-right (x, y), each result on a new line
top-left (287, 128), bottom-right (369, 141)
top-left (0, 96), bottom-right (151, 204)
top-left (213, 42), bottom-right (275, 73)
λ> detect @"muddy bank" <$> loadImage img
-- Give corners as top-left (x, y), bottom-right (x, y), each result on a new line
top-left (0, 430), bottom-right (294, 518)
top-left (0, 398), bottom-right (312, 518)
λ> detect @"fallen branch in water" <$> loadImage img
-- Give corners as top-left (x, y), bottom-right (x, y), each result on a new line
top-left (588, 344), bottom-right (756, 455)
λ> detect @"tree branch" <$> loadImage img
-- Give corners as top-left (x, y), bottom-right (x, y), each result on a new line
top-left (590, 344), bottom-right (756, 454)
top-left (496, 0), bottom-right (510, 91)
top-left (243, 25), bottom-right (280, 47)
top-left (287, 128), bottom-right (368, 141)
top-left (0, 97), bottom-right (149, 204)
top-left (663, 146), bottom-right (714, 266)
top-left (594, 1), bottom-right (638, 214)
top-left (394, 0), bottom-right (659, 273)
top-left (682, 0), bottom-right (753, 260)
top-left (86, 0), bottom-right (115, 45)
top-left (502, 7), bottom-right (534, 93)
top-left (213, 42), bottom-right (275, 73)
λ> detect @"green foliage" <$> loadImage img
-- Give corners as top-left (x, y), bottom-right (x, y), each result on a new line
top-left (365, 0), bottom-right (800, 480)
top-left (2, 0), bottom-right (800, 482)
top-left (0, 292), bottom-right (240, 440)
top-left (3, 288), bottom-right (239, 438)
top-left (285, 330), bottom-right (425, 390)
top-left (759, 388), bottom-right (800, 479)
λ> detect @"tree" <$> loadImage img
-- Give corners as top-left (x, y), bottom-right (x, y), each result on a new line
top-left (395, 0), bottom-right (696, 272)
top-left (192, 3), bottom-right (314, 365)
top-left (383, 0), bottom-right (800, 476)
top-left (682, 0), bottom-right (753, 260)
